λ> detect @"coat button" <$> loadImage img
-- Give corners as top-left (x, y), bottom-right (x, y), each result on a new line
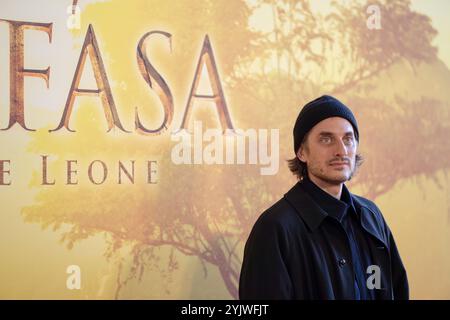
top-left (338, 258), bottom-right (347, 267)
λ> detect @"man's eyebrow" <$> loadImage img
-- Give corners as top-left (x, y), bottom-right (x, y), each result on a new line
top-left (318, 131), bottom-right (354, 136)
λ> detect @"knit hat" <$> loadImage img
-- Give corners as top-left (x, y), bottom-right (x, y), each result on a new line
top-left (293, 95), bottom-right (359, 153)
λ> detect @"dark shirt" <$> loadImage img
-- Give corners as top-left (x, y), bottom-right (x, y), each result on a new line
top-left (299, 176), bottom-right (375, 299)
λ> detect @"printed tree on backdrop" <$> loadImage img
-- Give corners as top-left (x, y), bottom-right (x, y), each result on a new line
top-left (232, 0), bottom-right (450, 199)
top-left (22, 0), bottom-right (450, 299)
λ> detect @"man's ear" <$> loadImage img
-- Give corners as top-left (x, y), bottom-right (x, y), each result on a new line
top-left (297, 146), bottom-right (306, 163)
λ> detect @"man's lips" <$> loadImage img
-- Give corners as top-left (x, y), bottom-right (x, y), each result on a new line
top-left (329, 162), bottom-right (349, 166)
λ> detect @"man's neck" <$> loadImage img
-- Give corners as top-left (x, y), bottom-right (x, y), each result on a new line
top-left (307, 174), bottom-right (343, 200)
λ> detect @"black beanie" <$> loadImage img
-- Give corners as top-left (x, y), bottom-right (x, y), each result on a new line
top-left (293, 95), bottom-right (359, 153)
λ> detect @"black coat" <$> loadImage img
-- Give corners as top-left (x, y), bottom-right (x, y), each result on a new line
top-left (239, 181), bottom-right (409, 300)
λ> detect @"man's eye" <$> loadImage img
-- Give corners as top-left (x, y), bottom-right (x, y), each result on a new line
top-left (320, 137), bottom-right (331, 143)
top-left (344, 136), bottom-right (354, 141)
top-left (343, 137), bottom-right (354, 145)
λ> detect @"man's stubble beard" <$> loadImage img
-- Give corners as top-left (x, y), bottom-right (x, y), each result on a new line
top-left (307, 160), bottom-right (357, 185)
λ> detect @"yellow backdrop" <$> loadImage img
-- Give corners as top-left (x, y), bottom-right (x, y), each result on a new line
top-left (1, 0), bottom-right (449, 299)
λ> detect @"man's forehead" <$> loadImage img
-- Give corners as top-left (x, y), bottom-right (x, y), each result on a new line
top-left (310, 117), bottom-right (355, 134)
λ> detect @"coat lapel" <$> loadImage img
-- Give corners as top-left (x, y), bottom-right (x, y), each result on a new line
top-left (285, 181), bottom-right (390, 250)
top-left (284, 181), bottom-right (328, 232)
top-left (352, 195), bottom-right (390, 250)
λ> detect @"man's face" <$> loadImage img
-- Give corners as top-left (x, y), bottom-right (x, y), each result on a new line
top-left (298, 117), bottom-right (357, 185)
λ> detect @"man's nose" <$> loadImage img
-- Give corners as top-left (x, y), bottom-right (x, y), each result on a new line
top-left (334, 139), bottom-right (348, 157)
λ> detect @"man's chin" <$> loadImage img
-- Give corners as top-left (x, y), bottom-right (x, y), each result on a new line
top-left (324, 172), bottom-right (351, 184)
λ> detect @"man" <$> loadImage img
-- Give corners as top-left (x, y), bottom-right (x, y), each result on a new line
top-left (239, 95), bottom-right (409, 300)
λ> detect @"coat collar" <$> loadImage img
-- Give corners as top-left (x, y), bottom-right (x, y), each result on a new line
top-left (299, 175), bottom-right (356, 223)
top-left (284, 181), bottom-right (389, 248)
top-left (284, 181), bottom-right (328, 231)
